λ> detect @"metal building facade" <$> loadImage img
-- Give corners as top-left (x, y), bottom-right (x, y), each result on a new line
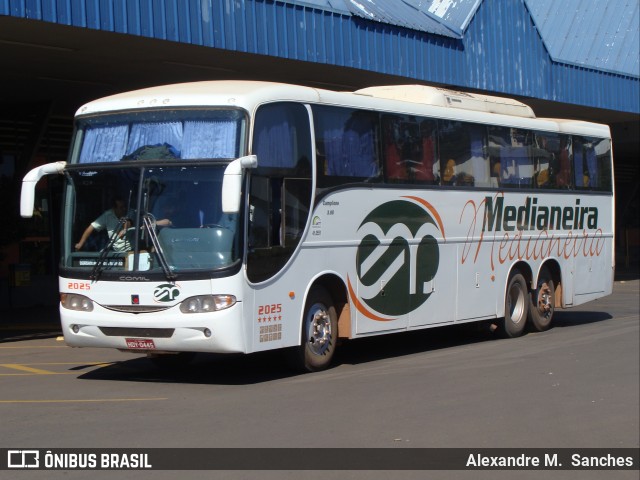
top-left (2, 0), bottom-right (638, 113)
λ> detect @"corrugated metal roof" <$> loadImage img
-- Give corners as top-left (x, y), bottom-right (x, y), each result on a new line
top-left (525, 0), bottom-right (639, 78)
top-left (419, 0), bottom-right (483, 32)
top-left (285, 0), bottom-right (351, 14)
top-left (345, 0), bottom-right (461, 37)
top-left (290, 0), bottom-right (640, 78)
top-left (284, 0), bottom-right (482, 38)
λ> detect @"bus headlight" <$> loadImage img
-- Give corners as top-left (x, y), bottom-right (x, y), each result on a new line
top-left (179, 295), bottom-right (236, 313)
top-left (60, 293), bottom-right (94, 311)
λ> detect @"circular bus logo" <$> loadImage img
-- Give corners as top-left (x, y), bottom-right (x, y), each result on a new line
top-left (353, 197), bottom-right (444, 318)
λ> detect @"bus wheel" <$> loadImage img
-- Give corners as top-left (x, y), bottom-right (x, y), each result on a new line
top-left (528, 267), bottom-right (555, 331)
top-left (289, 286), bottom-right (337, 372)
top-left (501, 270), bottom-right (528, 338)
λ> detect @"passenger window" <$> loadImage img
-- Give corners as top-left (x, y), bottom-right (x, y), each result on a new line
top-left (382, 114), bottom-right (438, 184)
top-left (439, 121), bottom-right (488, 187)
top-left (313, 106), bottom-right (380, 188)
top-left (573, 136), bottom-right (612, 191)
top-left (533, 132), bottom-right (563, 189)
top-left (488, 126), bottom-right (534, 188)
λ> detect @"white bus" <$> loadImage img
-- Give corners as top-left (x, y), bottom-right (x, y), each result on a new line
top-left (21, 81), bottom-right (614, 372)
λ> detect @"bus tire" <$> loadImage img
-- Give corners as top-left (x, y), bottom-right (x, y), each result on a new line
top-left (501, 270), bottom-right (528, 338)
top-left (528, 266), bottom-right (555, 331)
top-left (288, 286), bottom-right (337, 372)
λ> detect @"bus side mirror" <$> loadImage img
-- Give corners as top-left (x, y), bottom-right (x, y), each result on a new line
top-left (222, 155), bottom-right (258, 214)
top-left (20, 161), bottom-right (66, 217)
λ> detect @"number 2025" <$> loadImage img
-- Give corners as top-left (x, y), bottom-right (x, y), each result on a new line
top-left (258, 304), bottom-right (282, 315)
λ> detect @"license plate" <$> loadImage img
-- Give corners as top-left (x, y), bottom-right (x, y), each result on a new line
top-left (125, 338), bottom-right (156, 350)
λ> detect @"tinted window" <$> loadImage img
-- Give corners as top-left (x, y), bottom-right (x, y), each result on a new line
top-left (439, 121), bottom-right (488, 187)
top-left (487, 126), bottom-right (534, 189)
top-left (573, 136), bottom-right (612, 192)
top-left (382, 114), bottom-right (438, 184)
top-left (313, 106), bottom-right (380, 188)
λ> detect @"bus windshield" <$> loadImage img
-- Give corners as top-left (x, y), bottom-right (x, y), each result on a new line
top-left (63, 164), bottom-right (242, 276)
top-left (62, 108), bottom-right (246, 276)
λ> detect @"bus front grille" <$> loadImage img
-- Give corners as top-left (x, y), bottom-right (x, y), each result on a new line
top-left (99, 327), bottom-right (175, 338)
top-left (102, 305), bottom-right (169, 314)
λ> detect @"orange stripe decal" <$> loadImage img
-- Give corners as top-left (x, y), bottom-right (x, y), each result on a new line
top-left (402, 196), bottom-right (446, 241)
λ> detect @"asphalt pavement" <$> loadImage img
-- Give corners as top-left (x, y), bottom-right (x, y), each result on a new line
top-left (0, 274), bottom-right (638, 480)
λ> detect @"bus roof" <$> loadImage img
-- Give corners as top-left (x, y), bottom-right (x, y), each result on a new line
top-left (75, 81), bottom-right (321, 117)
top-left (354, 85), bottom-right (536, 118)
top-left (75, 80), bottom-right (610, 137)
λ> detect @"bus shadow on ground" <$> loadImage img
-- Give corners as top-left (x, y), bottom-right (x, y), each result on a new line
top-left (77, 310), bottom-right (613, 386)
top-left (552, 310), bottom-right (613, 327)
top-left (78, 349), bottom-right (296, 385)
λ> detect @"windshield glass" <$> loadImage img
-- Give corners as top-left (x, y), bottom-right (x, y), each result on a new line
top-left (73, 109), bottom-right (245, 164)
top-left (63, 164), bottom-right (241, 275)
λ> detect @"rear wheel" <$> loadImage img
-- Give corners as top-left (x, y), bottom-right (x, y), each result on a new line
top-left (501, 270), bottom-right (528, 338)
top-left (528, 266), bottom-right (555, 331)
top-left (287, 286), bottom-right (337, 372)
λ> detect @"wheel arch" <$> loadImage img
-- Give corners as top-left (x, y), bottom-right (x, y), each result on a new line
top-left (510, 261), bottom-right (533, 290)
top-left (537, 259), bottom-right (564, 308)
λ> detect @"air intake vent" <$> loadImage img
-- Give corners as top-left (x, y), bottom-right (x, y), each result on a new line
top-left (99, 327), bottom-right (174, 338)
top-left (102, 305), bottom-right (169, 314)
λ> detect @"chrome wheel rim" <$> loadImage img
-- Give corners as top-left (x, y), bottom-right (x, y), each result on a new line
top-left (508, 283), bottom-right (525, 324)
top-left (306, 303), bottom-right (332, 356)
top-left (537, 282), bottom-right (553, 318)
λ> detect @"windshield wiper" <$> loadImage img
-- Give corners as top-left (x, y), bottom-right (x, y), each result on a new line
top-left (143, 214), bottom-right (176, 281)
top-left (90, 217), bottom-right (129, 280)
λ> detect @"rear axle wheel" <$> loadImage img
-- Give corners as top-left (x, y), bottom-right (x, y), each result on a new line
top-left (528, 266), bottom-right (555, 331)
top-left (501, 270), bottom-right (528, 338)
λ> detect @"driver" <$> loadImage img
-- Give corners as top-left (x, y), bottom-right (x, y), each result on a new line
top-left (75, 198), bottom-right (132, 252)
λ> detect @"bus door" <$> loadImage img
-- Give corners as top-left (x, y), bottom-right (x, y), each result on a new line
top-left (246, 102), bottom-right (313, 352)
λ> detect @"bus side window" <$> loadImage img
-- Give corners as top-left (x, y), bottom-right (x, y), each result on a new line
top-left (533, 132), bottom-right (560, 189)
top-left (438, 120), bottom-right (487, 187)
top-left (593, 138), bottom-right (613, 191)
top-left (248, 102), bottom-right (312, 283)
top-left (556, 135), bottom-right (573, 189)
top-left (382, 115), bottom-right (404, 181)
top-left (573, 136), bottom-right (606, 191)
top-left (382, 115), bottom-right (437, 184)
top-left (489, 126), bottom-right (534, 189)
top-left (420, 119), bottom-right (438, 184)
top-left (313, 105), bottom-right (380, 188)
